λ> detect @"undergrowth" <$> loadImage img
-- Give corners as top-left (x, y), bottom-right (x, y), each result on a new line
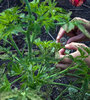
top-left (0, 0), bottom-right (90, 100)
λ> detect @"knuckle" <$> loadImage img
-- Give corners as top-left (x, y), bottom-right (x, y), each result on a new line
top-left (70, 42), bottom-right (75, 45)
top-left (74, 17), bottom-right (80, 20)
top-left (81, 43), bottom-right (86, 47)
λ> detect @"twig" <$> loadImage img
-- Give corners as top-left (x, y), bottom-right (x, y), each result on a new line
top-left (44, 26), bottom-right (56, 41)
top-left (83, 4), bottom-right (90, 8)
top-left (69, 9), bottom-right (83, 11)
top-left (7, 0), bottom-right (9, 8)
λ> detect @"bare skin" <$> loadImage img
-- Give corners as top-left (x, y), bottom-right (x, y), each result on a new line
top-left (56, 17), bottom-right (90, 43)
top-left (56, 42), bottom-right (90, 68)
top-left (56, 17), bottom-right (90, 68)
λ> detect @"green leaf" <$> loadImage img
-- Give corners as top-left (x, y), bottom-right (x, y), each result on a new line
top-left (81, 77), bottom-right (89, 99)
top-left (76, 23), bottom-right (90, 38)
top-left (78, 47), bottom-right (86, 57)
top-left (0, 75), bottom-right (11, 93)
top-left (0, 0), bottom-right (3, 3)
top-left (82, 46), bottom-right (90, 55)
top-left (20, 0), bottom-right (25, 4)
top-left (63, 22), bottom-right (75, 33)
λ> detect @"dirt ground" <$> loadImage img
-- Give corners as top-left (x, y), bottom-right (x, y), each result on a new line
top-left (0, 1), bottom-right (90, 99)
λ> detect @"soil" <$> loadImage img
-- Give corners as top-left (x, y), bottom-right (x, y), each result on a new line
top-left (0, 0), bottom-right (90, 100)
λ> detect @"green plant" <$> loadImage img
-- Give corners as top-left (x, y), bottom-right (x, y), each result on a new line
top-left (0, 0), bottom-right (3, 3)
top-left (0, 0), bottom-right (90, 100)
top-left (55, 46), bottom-right (90, 100)
top-left (0, 0), bottom-right (70, 99)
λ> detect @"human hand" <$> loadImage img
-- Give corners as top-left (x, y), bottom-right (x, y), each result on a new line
top-left (56, 17), bottom-right (90, 44)
top-left (56, 42), bottom-right (90, 69)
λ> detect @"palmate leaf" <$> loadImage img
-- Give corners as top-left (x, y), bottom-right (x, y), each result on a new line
top-left (0, 7), bottom-right (19, 23)
top-left (63, 19), bottom-right (90, 39)
top-left (0, 24), bottom-right (25, 39)
top-left (76, 23), bottom-right (90, 38)
top-left (6, 24), bottom-right (24, 34)
top-left (0, 89), bottom-right (43, 100)
top-left (63, 21), bottom-right (75, 33)
top-left (34, 39), bottom-right (61, 54)
top-left (25, 0), bottom-right (71, 28)
top-left (72, 19), bottom-right (90, 38)
top-left (0, 7), bottom-right (23, 39)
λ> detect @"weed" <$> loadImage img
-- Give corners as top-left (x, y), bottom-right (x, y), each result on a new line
top-left (0, 0), bottom-right (90, 100)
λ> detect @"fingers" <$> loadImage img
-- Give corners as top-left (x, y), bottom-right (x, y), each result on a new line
top-left (67, 34), bottom-right (85, 44)
top-left (65, 42), bottom-right (78, 50)
top-left (56, 27), bottom-right (66, 43)
top-left (67, 27), bottom-right (78, 37)
top-left (58, 43), bottom-right (77, 63)
top-left (58, 42), bottom-right (87, 64)
top-left (59, 57), bottom-right (72, 64)
top-left (59, 49), bottom-right (72, 64)
top-left (59, 48), bottom-right (65, 55)
top-left (56, 26), bottom-right (80, 43)
top-left (65, 42), bottom-right (87, 50)
top-left (58, 42), bottom-right (81, 65)
top-left (70, 51), bottom-right (80, 58)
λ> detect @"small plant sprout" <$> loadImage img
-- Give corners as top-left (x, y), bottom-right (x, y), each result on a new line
top-left (60, 37), bottom-right (67, 45)
top-left (60, 37), bottom-right (71, 54)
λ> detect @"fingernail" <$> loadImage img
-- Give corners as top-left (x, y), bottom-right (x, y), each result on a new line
top-left (57, 36), bottom-right (59, 39)
top-left (65, 44), bottom-right (69, 47)
top-left (66, 41), bottom-right (70, 44)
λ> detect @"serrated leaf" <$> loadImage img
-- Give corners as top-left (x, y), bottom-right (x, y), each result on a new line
top-left (76, 23), bottom-right (90, 38)
top-left (78, 47), bottom-right (86, 57)
top-left (63, 22), bottom-right (75, 33)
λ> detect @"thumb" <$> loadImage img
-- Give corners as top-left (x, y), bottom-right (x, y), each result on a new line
top-left (56, 27), bottom-right (66, 43)
top-left (67, 34), bottom-right (84, 44)
top-left (65, 42), bottom-right (78, 50)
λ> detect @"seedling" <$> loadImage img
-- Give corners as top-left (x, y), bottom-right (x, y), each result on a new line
top-left (60, 37), bottom-right (67, 46)
top-left (65, 49), bottom-right (71, 54)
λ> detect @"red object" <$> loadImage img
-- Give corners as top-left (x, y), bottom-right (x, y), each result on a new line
top-left (69, 0), bottom-right (86, 7)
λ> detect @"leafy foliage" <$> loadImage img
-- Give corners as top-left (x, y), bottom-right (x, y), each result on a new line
top-left (63, 18), bottom-right (90, 38)
top-left (0, 88), bottom-right (43, 100)
top-left (0, 0), bottom-right (3, 3)
top-left (0, 0), bottom-right (90, 100)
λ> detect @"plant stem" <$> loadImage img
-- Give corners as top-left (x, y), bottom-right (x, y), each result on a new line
top-left (55, 87), bottom-right (68, 100)
top-left (81, 77), bottom-right (89, 100)
top-left (50, 82), bottom-right (80, 91)
top-left (26, 30), bottom-right (32, 59)
top-left (24, 0), bottom-right (32, 59)
top-left (24, 0), bottom-right (32, 16)
top-left (11, 74), bottom-right (24, 85)
top-left (9, 34), bottom-right (22, 58)
top-left (46, 64), bottom-right (78, 79)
